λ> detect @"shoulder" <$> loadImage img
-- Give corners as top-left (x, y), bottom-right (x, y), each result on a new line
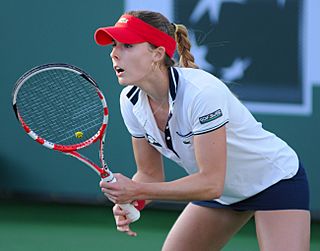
top-left (177, 68), bottom-right (227, 91)
top-left (176, 68), bottom-right (229, 101)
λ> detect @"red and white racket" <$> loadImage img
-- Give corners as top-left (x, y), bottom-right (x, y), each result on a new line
top-left (12, 63), bottom-right (140, 222)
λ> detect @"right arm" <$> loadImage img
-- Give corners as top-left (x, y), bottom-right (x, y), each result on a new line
top-left (131, 136), bottom-right (165, 185)
top-left (110, 136), bottom-right (164, 236)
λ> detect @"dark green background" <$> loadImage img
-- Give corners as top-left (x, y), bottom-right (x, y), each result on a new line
top-left (0, 0), bottom-right (319, 220)
top-left (175, 0), bottom-right (303, 103)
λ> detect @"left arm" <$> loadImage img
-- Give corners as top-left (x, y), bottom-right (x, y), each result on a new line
top-left (138, 125), bottom-right (227, 201)
top-left (103, 125), bottom-right (227, 203)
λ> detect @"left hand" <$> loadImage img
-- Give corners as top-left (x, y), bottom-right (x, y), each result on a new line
top-left (113, 204), bottom-right (138, 237)
top-left (100, 173), bottom-right (139, 204)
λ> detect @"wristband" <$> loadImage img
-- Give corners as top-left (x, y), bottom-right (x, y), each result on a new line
top-left (134, 200), bottom-right (146, 211)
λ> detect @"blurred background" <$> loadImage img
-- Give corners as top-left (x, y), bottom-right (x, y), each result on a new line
top-left (1, 0), bottom-right (319, 250)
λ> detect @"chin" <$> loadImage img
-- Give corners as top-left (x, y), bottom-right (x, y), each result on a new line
top-left (117, 79), bottom-right (131, 87)
top-left (118, 79), bottom-right (127, 85)
top-left (116, 77), bottom-right (126, 84)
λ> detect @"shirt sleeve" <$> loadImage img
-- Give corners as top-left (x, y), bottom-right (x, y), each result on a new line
top-left (119, 87), bottom-right (145, 138)
top-left (190, 84), bottom-right (229, 135)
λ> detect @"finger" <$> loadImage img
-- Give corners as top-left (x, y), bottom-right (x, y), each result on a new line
top-left (126, 230), bottom-right (137, 237)
top-left (113, 173), bottom-right (123, 179)
top-left (114, 214), bottom-right (137, 237)
top-left (100, 180), bottom-right (112, 189)
top-left (117, 225), bottom-right (129, 232)
top-left (116, 226), bottom-right (137, 237)
top-left (104, 193), bottom-right (116, 202)
top-left (100, 181), bottom-right (118, 190)
top-left (101, 189), bottom-right (122, 202)
top-left (113, 207), bottom-right (127, 216)
top-left (101, 186), bottom-right (117, 194)
top-left (117, 217), bottom-right (132, 227)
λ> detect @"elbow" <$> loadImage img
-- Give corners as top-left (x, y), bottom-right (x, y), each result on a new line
top-left (214, 186), bottom-right (224, 199)
top-left (204, 188), bottom-right (223, 201)
top-left (197, 172), bottom-right (224, 200)
top-left (201, 183), bottom-right (224, 200)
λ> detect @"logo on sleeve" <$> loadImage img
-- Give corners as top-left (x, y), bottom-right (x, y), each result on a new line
top-left (199, 109), bottom-right (222, 124)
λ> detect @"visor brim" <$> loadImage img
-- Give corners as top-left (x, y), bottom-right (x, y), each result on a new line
top-left (94, 27), bottom-right (145, 46)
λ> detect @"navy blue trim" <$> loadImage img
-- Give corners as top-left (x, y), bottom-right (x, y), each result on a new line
top-left (132, 135), bottom-right (145, 139)
top-left (130, 89), bottom-right (140, 105)
top-left (176, 131), bottom-right (193, 138)
top-left (193, 121), bottom-right (228, 135)
top-left (164, 120), bottom-right (180, 158)
top-left (168, 67), bottom-right (179, 101)
top-left (159, 67), bottom-right (180, 158)
top-left (126, 86), bottom-right (138, 99)
top-left (126, 86), bottom-right (140, 105)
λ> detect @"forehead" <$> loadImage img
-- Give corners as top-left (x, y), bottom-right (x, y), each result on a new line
top-left (112, 39), bottom-right (150, 46)
top-left (113, 41), bottom-right (155, 55)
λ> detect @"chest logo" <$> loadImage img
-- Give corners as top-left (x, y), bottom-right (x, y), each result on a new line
top-left (199, 109), bottom-right (223, 124)
top-left (146, 134), bottom-right (162, 147)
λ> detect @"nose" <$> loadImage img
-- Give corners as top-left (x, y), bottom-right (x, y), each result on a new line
top-left (110, 47), bottom-right (119, 60)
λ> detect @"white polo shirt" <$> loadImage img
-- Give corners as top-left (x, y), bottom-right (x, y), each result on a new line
top-left (119, 67), bottom-right (299, 205)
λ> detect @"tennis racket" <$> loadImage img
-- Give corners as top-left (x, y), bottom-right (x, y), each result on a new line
top-left (12, 63), bottom-right (140, 222)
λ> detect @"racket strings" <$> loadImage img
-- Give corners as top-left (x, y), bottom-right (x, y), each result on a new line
top-left (17, 68), bottom-right (104, 146)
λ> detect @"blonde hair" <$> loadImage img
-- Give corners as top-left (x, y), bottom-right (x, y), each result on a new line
top-left (126, 10), bottom-right (199, 69)
top-left (174, 24), bottom-right (199, 69)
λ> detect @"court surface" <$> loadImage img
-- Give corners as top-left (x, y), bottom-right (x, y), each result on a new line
top-left (0, 200), bottom-right (319, 251)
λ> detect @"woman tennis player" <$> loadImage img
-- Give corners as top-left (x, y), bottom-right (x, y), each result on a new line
top-left (95, 10), bottom-right (310, 250)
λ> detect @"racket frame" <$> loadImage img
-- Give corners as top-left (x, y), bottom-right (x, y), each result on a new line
top-left (12, 63), bottom-right (109, 178)
top-left (12, 63), bottom-right (141, 222)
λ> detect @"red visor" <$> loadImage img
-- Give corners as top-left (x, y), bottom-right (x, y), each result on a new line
top-left (94, 14), bottom-right (176, 58)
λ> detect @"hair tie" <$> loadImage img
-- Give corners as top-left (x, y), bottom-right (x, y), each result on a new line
top-left (171, 23), bottom-right (178, 33)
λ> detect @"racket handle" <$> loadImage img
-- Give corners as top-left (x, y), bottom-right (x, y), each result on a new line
top-left (102, 173), bottom-right (141, 223)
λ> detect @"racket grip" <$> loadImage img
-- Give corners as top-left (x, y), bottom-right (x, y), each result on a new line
top-left (102, 173), bottom-right (141, 223)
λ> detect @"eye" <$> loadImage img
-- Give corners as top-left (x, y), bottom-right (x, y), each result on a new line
top-left (124, 44), bottom-right (133, 48)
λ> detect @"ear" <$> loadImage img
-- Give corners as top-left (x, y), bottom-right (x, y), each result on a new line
top-left (152, 46), bottom-right (166, 62)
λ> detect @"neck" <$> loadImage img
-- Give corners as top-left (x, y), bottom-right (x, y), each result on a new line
top-left (140, 67), bottom-right (169, 105)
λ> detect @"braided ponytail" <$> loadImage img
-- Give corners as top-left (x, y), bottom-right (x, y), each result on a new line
top-left (173, 24), bottom-right (199, 69)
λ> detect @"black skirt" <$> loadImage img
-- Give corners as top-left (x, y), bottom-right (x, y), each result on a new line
top-left (192, 162), bottom-right (310, 211)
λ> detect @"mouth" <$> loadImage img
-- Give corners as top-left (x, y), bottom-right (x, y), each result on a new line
top-left (114, 66), bottom-right (125, 76)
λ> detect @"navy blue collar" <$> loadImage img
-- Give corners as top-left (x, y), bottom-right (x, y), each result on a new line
top-left (126, 67), bottom-right (179, 106)
top-left (168, 67), bottom-right (179, 102)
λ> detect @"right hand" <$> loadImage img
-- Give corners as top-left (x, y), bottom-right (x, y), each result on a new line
top-left (113, 204), bottom-right (138, 237)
